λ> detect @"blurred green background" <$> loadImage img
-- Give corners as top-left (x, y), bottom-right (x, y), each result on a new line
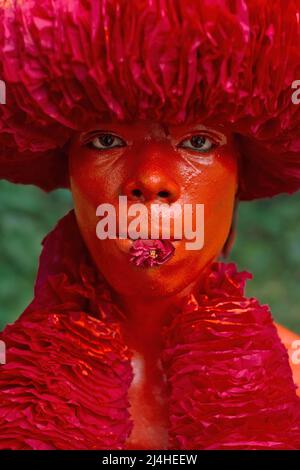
top-left (0, 179), bottom-right (300, 333)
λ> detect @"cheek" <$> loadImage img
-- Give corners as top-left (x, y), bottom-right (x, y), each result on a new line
top-left (69, 148), bottom-right (115, 205)
top-left (68, 150), bottom-right (105, 264)
top-left (68, 146), bottom-right (123, 241)
top-left (185, 150), bottom-right (238, 260)
top-left (203, 185), bottom-right (235, 257)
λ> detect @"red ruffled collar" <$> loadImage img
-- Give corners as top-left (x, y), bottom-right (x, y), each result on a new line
top-left (1, 210), bottom-right (300, 450)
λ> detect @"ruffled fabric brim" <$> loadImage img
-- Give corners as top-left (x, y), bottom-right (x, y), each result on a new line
top-left (1, 0), bottom-right (300, 199)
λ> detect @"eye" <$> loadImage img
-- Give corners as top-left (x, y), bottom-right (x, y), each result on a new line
top-left (86, 133), bottom-right (126, 150)
top-left (178, 135), bottom-right (215, 153)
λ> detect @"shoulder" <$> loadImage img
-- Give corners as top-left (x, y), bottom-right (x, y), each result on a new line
top-left (276, 323), bottom-right (300, 397)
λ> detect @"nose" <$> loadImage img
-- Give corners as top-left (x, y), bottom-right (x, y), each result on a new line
top-left (121, 142), bottom-right (181, 203)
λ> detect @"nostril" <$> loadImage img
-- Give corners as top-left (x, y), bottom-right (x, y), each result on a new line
top-left (132, 188), bottom-right (143, 198)
top-left (158, 190), bottom-right (170, 198)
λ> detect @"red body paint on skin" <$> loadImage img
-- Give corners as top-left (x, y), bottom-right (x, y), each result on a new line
top-left (68, 119), bottom-right (238, 448)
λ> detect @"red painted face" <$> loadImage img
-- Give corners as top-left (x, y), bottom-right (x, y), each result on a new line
top-left (68, 120), bottom-right (238, 299)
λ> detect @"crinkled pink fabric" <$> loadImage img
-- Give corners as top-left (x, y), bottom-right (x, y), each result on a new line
top-left (1, 210), bottom-right (300, 449)
top-left (162, 263), bottom-right (300, 449)
top-left (0, 0), bottom-right (300, 199)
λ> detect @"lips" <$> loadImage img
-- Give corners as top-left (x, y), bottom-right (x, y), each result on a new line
top-left (129, 238), bottom-right (175, 268)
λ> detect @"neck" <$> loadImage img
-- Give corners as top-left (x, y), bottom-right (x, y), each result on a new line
top-left (112, 279), bottom-right (199, 354)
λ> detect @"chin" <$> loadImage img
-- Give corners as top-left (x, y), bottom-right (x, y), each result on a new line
top-left (104, 262), bottom-right (201, 300)
top-left (92, 240), bottom-right (209, 298)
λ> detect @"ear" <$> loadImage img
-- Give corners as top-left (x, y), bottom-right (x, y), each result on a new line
top-left (220, 196), bottom-right (239, 259)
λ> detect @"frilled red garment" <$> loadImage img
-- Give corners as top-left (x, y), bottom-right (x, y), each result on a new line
top-left (1, 210), bottom-right (300, 450)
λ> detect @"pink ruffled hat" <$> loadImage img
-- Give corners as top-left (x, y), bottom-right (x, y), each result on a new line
top-left (0, 0), bottom-right (300, 200)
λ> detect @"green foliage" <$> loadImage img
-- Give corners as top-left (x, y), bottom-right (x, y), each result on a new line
top-left (0, 181), bottom-right (72, 329)
top-left (0, 180), bottom-right (299, 333)
top-left (229, 194), bottom-right (300, 333)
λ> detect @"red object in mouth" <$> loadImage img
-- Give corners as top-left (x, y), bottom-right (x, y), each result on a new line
top-left (129, 239), bottom-right (175, 267)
